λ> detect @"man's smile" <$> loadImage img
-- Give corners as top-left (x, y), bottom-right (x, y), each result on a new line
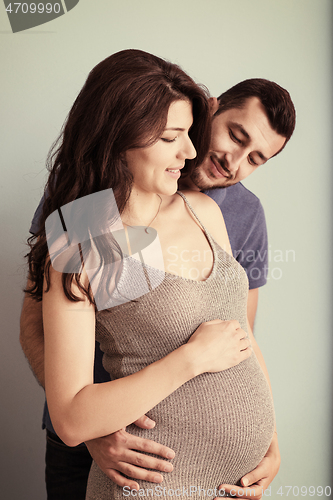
top-left (209, 154), bottom-right (232, 180)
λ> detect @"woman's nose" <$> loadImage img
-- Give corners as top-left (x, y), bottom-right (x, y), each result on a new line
top-left (181, 136), bottom-right (197, 160)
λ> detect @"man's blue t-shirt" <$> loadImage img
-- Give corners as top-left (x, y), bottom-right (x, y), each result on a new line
top-left (30, 182), bottom-right (268, 433)
top-left (204, 183), bottom-right (268, 289)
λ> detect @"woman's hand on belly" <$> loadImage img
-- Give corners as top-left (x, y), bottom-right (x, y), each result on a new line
top-left (185, 319), bottom-right (252, 377)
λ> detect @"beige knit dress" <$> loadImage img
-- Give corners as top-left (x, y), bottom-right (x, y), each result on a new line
top-left (86, 193), bottom-right (275, 499)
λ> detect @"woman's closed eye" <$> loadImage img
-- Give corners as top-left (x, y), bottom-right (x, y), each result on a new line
top-left (161, 137), bottom-right (178, 143)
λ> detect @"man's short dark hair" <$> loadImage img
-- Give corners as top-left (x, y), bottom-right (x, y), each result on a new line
top-left (216, 78), bottom-right (296, 152)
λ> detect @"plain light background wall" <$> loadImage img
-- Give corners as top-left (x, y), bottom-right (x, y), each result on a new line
top-left (0, 1), bottom-right (331, 498)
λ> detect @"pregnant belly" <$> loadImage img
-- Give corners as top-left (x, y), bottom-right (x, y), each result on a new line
top-left (127, 353), bottom-right (275, 495)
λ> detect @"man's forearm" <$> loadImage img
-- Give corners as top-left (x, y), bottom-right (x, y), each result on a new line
top-left (249, 328), bottom-right (273, 396)
top-left (247, 288), bottom-right (259, 332)
top-left (247, 319), bottom-right (277, 436)
top-left (20, 288), bottom-right (45, 388)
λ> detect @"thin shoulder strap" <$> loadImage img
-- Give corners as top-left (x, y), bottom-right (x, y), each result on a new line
top-left (176, 191), bottom-right (214, 243)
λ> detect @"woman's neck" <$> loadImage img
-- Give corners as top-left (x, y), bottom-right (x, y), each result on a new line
top-left (121, 189), bottom-right (164, 228)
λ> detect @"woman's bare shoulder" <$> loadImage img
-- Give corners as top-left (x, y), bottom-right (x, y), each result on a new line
top-left (179, 190), bottom-right (232, 254)
top-left (179, 190), bottom-right (223, 223)
top-left (179, 189), bottom-right (219, 210)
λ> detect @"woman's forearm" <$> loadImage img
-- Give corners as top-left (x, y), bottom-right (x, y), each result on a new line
top-left (50, 343), bottom-right (195, 447)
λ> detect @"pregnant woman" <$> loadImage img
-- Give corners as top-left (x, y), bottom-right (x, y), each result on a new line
top-left (26, 49), bottom-right (275, 499)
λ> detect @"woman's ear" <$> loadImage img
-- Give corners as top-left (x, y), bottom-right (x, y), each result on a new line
top-left (209, 97), bottom-right (219, 116)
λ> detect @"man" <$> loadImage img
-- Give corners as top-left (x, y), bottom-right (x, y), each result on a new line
top-left (20, 78), bottom-right (295, 500)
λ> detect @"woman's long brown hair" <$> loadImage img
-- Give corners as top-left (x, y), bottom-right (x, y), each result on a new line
top-left (26, 49), bottom-right (211, 305)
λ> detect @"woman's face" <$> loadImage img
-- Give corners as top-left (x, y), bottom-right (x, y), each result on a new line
top-left (125, 99), bottom-right (196, 197)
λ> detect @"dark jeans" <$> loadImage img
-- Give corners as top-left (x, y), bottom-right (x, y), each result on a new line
top-left (45, 430), bottom-right (92, 500)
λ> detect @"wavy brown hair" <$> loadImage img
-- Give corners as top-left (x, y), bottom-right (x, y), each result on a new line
top-left (26, 49), bottom-right (211, 304)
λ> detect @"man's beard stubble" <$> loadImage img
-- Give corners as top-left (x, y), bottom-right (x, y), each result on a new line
top-left (187, 155), bottom-right (232, 191)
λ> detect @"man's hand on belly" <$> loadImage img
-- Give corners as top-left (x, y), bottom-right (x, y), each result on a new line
top-left (85, 415), bottom-right (175, 490)
top-left (215, 433), bottom-right (280, 499)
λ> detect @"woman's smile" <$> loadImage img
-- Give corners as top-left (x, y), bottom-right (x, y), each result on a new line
top-left (165, 166), bottom-right (184, 179)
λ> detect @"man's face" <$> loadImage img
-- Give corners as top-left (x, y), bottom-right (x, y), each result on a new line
top-left (190, 97), bottom-right (286, 190)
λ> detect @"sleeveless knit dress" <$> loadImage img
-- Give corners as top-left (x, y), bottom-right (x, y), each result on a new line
top-left (86, 193), bottom-right (275, 500)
